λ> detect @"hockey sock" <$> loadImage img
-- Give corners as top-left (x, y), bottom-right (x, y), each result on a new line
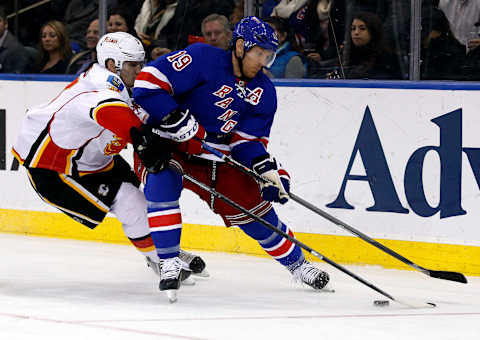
top-left (147, 201), bottom-right (182, 259)
top-left (111, 182), bottom-right (161, 262)
top-left (127, 234), bottom-right (159, 262)
top-left (144, 169), bottom-right (184, 259)
top-left (239, 209), bottom-right (304, 268)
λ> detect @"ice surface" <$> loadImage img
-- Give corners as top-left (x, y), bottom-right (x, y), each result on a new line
top-left (0, 233), bottom-right (479, 340)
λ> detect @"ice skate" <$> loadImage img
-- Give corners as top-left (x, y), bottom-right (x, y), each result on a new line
top-left (159, 256), bottom-right (191, 303)
top-left (290, 260), bottom-right (332, 291)
top-left (179, 249), bottom-right (209, 277)
top-left (146, 256), bottom-right (195, 285)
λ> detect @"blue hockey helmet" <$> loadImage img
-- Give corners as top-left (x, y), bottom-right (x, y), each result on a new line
top-left (230, 16), bottom-right (279, 54)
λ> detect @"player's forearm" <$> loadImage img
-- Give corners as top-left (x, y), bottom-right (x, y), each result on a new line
top-left (132, 89), bottom-right (179, 126)
top-left (231, 141), bottom-right (269, 169)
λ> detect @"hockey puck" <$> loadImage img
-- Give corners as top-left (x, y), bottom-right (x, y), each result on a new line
top-left (373, 300), bottom-right (390, 307)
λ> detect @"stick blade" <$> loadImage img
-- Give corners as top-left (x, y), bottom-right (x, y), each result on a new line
top-left (429, 270), bottom-right (467, 283)
top-left (394, 298), bottom-right (437, 309)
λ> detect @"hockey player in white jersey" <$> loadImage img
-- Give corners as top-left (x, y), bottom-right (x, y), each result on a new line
top-left (12, 32), bottom-right (205, 292)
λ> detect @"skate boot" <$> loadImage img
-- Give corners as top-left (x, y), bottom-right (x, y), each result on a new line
top-left (290, 260), bottom-right (330, 291)
top-left (146, 256), bottom-right (195, 285)
top-left (179, 249), bottom-right (209, 277)
top-left (159, 256), bottom-right (191, 303)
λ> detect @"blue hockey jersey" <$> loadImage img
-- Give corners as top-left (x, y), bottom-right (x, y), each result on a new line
top-left (132, 43), bottom-right (278, 167)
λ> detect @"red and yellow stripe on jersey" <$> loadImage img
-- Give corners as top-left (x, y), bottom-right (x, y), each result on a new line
top-left (128, 234), bottom-right (156, 253)
top-left (13, 133), bottom-right (80, 175)
top-left (90, 99), bottom-right (142, 143)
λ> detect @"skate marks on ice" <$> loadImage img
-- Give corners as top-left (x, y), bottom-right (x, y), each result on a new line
top-left (0, 234), bottom-right (479, 340)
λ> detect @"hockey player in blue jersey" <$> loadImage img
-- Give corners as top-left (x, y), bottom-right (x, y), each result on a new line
top-left (131, 16), bottom-right (330, 302)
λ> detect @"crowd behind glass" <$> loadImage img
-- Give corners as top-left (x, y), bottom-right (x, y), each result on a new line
top-left (1, 0), bottom-right (479, 81)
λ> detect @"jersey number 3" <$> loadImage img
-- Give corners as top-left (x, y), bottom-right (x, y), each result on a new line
top-left (167, 50), bottom-right (192, 71)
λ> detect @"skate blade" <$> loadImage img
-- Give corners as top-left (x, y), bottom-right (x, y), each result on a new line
top-left (319, 282), bottom-right (335, 293)
top-left (319, 287), bottom-right (335, 293)
top-left (193, 269), bottom-right (210, 277)
top-left (165, 290), bottom-right (177, 303)
top-left (182, 276), bottom-right (196, 286)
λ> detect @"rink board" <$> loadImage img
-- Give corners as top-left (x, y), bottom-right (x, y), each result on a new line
top-left (1, 76), bottom-right (480, 275)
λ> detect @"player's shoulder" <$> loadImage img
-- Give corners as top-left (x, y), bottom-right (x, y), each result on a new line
top-left (83, 64), bottom-right (129, 100)
top-left (186, 42), bottom-right (225, 55)
top-left (253, 72), bottom-right (277, 98)
top-left (185, 43), bottom-right (230, 65)
top-left (246, 73), bottom-right (277, 114)
top-left (258, 72), bottom-right (276, 93)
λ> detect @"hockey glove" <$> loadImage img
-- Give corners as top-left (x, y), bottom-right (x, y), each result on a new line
top-left (252, 154), bottom-right (291, 204)
top-left (159, 108), bottom-right (207, 155)
top-left (176, 124), bottom-right (207, 155)
top-left (130, 125), bottom-right (171, 173)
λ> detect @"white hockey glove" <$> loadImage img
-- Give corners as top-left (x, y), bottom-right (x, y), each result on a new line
top-left (252, 154), bottom-right (291, 204)
top-left (155, 108), bottom-right (206, 155)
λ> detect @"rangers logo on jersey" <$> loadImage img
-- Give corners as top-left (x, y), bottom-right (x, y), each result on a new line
top-left (213, 85), bottom-right (233, 98)
top-left (245, 87), bottom-right (264, 105)
top-left (214, 97), bottom-right (234, 109)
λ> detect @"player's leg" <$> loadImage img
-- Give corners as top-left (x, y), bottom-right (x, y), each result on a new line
top-left (26, 160), bottom-right (160, 277)
top-left (110, 181), bottom-right (160, 263)
top-left (212, 163), bottom-right (330, 290)
top-left (143, 166), bottom-right (191, 299)
top-left (238, 209), bottom-right (329, 290)
top-left (134, 156), bottom-right (208, 276)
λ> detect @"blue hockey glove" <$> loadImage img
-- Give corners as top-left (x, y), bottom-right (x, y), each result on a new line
top-left (252, 155), bottom-right (291, 204)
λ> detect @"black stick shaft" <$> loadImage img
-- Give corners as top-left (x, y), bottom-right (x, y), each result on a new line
top-left (200, 142), bottom-right (467, 284)
top-left (181, 172), bottom-right (397, 302)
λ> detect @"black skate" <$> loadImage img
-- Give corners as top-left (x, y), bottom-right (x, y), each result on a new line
top-left (179, 249), bottom-right (209, 277)
top-left (146, 256), bottom-right (195, 285)
top-left (291, 260), bottom-right (331, 290)
top-left (159, 257), bottom-right (191, 303)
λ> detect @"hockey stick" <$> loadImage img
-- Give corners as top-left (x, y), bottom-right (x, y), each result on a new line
top-left (199, 142), bottom-right (467, 284)
top-left (177, 166), bottom-right (435, 308)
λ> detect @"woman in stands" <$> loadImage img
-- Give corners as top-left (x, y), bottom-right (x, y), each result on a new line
top-left (324, 11), bottom-right (401, 80)
top-left (339, 11), bottom-right (402, 79)
top-left (34, 20), bottom-right (72, 74)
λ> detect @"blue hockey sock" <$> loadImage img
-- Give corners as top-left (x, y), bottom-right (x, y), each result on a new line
top-left (238, 209), bottom-right (304, 268)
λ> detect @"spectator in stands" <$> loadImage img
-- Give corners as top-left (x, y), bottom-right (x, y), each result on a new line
top-left (270, 0), bottom-right (308, 19)
top-left (117, 0), bottom-right (144, 19)
top-left (63, 0), bottom-right (116, 51)
top-left (66, 19), bottom-right (100, 74)
top-left (289, 0), bottom-right (343, 78)
top-left (107, 7), bottom-right (137, 36)
top-left (169, 0), bottom-right (235, 49)
top-left (201, 14), bottom-right (232, 50)
top-left (33, 20), bottom-right (72, 74)
top-left (262, 0), bottom-right (281, 18)
top-left (327, 12), bottom-right (401, 80)
top-left (146, 39), bottom-right (172, 62)
top-left (0, 6), bottom-right (28, 73)
top-left (11, 0), bottom-right (64, 48)
top-left (229, 0), bottom-right (244, 26)
top-left (264, 17), bottom-right (306, 78)
top-left (421, 9), bottom-right (467, 80)
top-left (134, 0), bottom-right (177, 47)
top-left (439, 0), bottom-right (480, 49)
top-left (289, 0), bottom-right (338, 61)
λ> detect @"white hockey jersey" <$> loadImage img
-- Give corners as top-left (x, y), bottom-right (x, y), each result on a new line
top-left (12, 64), bottom-right (143, 175)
